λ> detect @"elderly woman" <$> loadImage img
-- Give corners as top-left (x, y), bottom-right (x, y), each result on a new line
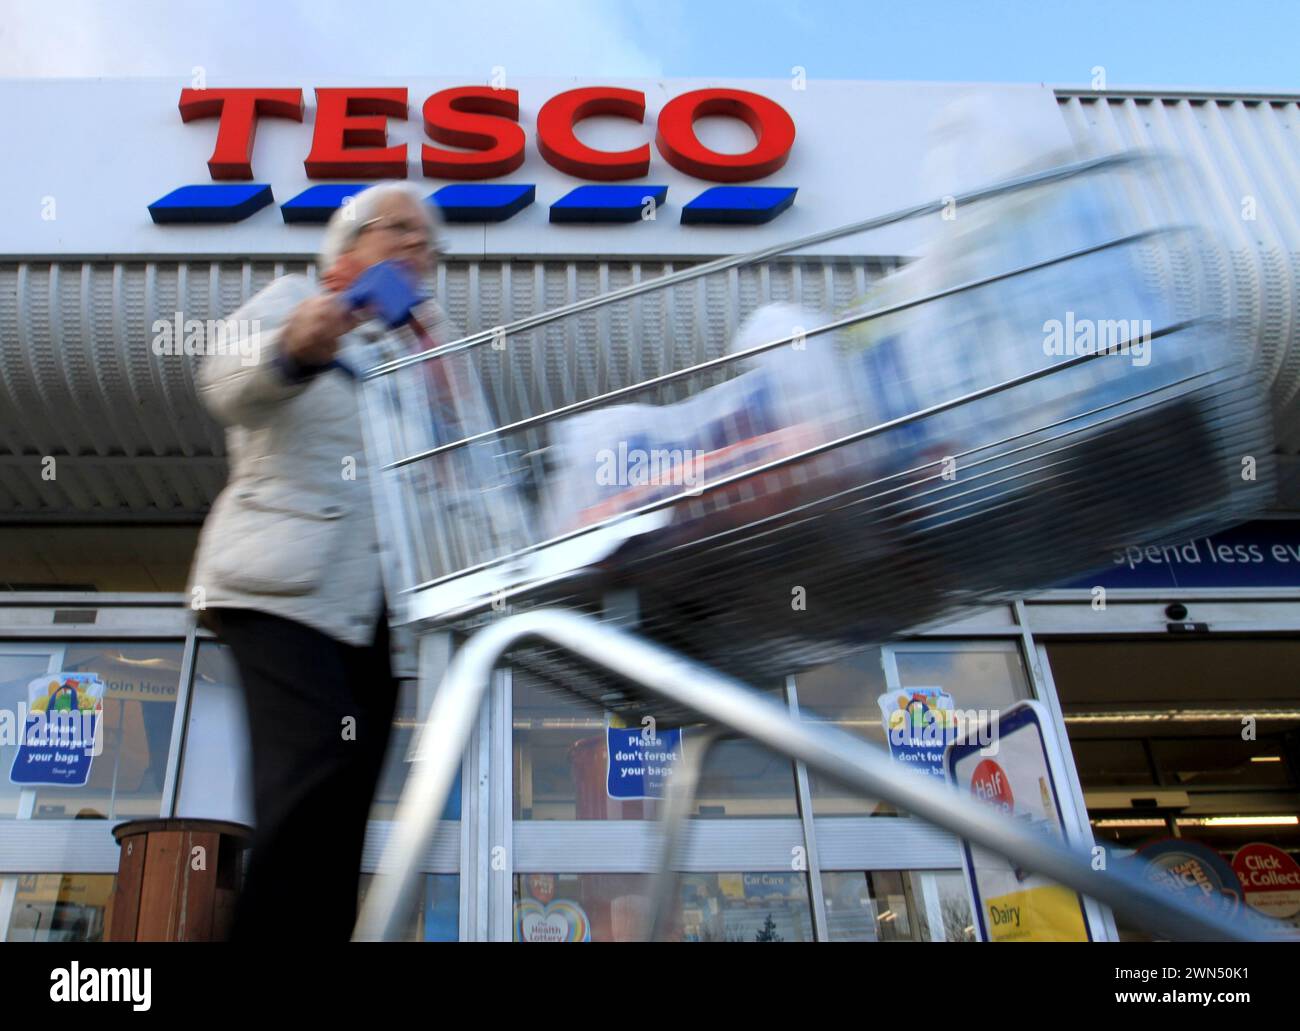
top-left (187, 181), bottom-right (452, 942)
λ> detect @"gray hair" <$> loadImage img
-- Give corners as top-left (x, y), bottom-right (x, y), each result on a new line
top-left (318, 181), bottom-right (445, 271)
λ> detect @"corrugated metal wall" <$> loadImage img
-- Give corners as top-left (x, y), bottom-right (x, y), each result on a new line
top-left (7, 87), bottom-right (1300, 521)
top-left (1056, 90), bottom-right (1300, 451)
top-left (0, 256), bottom-right (897, 520)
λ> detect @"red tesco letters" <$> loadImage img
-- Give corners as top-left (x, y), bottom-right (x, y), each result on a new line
top-left (178, 86), bottom-right (796, 183)
top-left (177, 88), bottom-right (305, 180)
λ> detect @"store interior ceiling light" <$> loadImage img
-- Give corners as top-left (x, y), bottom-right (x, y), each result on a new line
top-left (1178, 815), bottom-right (1299, 827)
top-left (1065, 709), bottom-right (1300, 723)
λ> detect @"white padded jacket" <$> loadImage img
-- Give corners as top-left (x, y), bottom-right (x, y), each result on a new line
top-left (187, 272), bottom-right (452, 646)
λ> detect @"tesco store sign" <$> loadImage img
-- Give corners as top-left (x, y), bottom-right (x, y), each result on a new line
top-left (0, 78), bottom-right (1072, 258)
top-left (178, 86), bottom-right (795, 182)
top-left (149, 85), bottom-right (799, 227)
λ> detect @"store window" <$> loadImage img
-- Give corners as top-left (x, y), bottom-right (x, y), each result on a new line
top-left (1, 640), bottom-right (183, 821)
top-left (676, 872), bottom-right (813, 942)
top-left (892, 645), bottom-right (1029, 709)
top-left (356, 873), bottom-right (459, 942)
top-left (182, 642), bottom-right (460, 824)
top-left (176, 641), bottom-right (250, 822)
top-left (513, 872), bottom-right (814, 941)
top-left (512, 669), bottom-right (797, 820)
top-left (0, 648), bottom-right (56, 818)
top-left (795, 647), bottom-right (888, 816)
top-left (1048, 638), bottom-right (1300, 939)
top-left (822, 869), bottom-right (975, 941)
top-left (2, 874), bottom-right (116, 942)
top-left (371, 678), bottom-right (461, 822)
top-left (796, 642), bottom-right (1030, 816)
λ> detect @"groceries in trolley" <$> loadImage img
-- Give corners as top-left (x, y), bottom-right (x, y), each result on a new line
top-left (356, 147), bottom-right (1271, 685)
top-left (362, 303), bottom-right (535, 577)
top-left (539, 156), bottom-right (1237, 563)
top-left (540, 301), bottom-right (857, 539)
top-left (832, 162), bottom-right (1227, 535)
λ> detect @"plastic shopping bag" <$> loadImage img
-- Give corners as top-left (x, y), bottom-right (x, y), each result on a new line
top-left (541, 302), bottom-right (854, 538)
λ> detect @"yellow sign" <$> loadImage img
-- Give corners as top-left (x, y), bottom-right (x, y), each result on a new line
top-left (102, 676), bottom-right (178, 703)
top-left (984, 884), bottom-right (1089, 942)
top-left (15, 874), bottom-right (115, 908)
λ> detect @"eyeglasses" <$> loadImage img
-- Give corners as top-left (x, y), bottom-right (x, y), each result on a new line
top-left (357, 216), bottom-right (436, 245)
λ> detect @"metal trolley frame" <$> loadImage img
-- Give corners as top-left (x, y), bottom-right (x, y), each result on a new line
top-left (351, 154), bottom-right (1272, 942)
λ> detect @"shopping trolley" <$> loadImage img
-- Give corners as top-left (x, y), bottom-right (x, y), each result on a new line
top-left (351, 151), bottom-right (1277, 941)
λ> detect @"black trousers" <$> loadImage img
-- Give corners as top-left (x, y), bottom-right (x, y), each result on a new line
top-left (209, 606), bottom-right (400, 942)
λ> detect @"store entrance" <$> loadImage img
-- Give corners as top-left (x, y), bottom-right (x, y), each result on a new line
top-left (1045, 636), bottom-right (1300, 937)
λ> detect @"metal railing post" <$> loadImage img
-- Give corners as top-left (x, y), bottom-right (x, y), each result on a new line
top-left (354, 608), bottom-right (1259, 943)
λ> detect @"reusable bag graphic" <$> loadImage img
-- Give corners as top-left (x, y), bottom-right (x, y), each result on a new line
top-left (10, 673), bottom-right (106, 787)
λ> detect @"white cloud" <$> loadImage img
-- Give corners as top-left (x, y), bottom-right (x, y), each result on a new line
top-left (0, 0), bottom-right (667, 79)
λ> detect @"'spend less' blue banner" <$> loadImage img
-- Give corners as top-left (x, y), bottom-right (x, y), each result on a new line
top-left (1063, 521), bottom-right (1300, 590)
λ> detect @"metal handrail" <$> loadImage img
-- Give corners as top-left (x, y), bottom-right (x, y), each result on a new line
top-left (394, 312), bottom-right (1200, 599)
top-left (382, 224), bottom-right (1179, 468)
top-left (396, 361), bottom-right (1245, 624)
top-left (361, 152), bottom-right (1149, 379)
top-left (352, 608), bottom-right (1259, 943)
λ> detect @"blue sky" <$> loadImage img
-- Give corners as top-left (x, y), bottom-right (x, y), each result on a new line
top-left (643, 0), bottom-right (1300, 92)
top-left (3, 0), bottom-right (1296, 93)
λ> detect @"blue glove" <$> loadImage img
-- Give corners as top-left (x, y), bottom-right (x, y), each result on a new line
top-left (342, 260), bottom-right (428, 328)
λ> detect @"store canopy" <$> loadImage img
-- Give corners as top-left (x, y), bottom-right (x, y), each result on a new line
top-left (5, 86), bottom-right (1300, 519)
